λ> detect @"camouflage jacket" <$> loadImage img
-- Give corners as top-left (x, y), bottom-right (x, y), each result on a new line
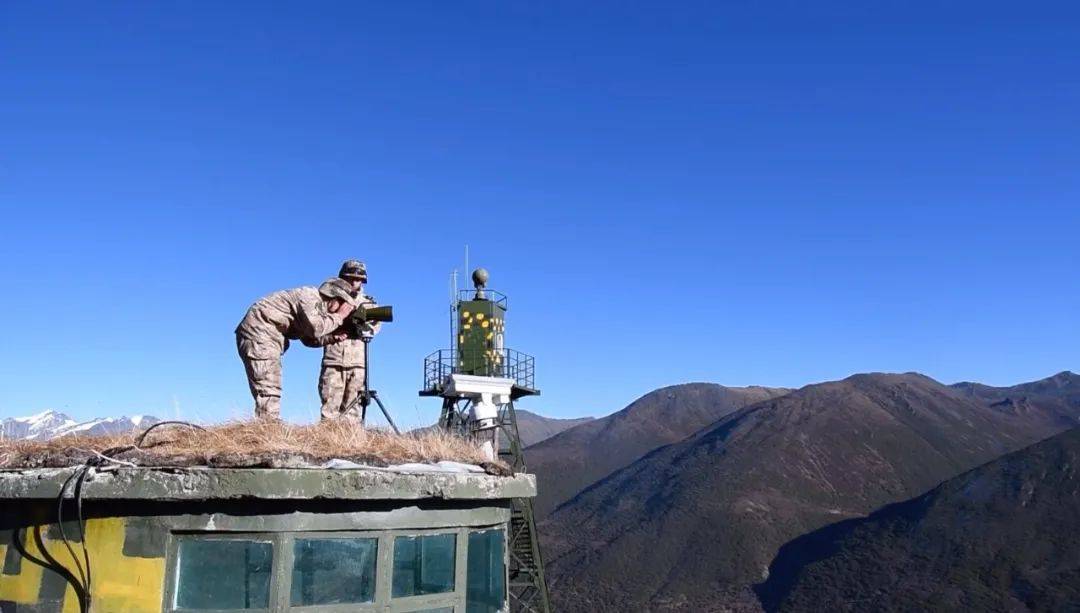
top-left (235, 287), bottom-right (346, 359)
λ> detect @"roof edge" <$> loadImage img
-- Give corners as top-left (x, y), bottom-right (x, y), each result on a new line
top-left (0, 467), bottom-right (536, 502)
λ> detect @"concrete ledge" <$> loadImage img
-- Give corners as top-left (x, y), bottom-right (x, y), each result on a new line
top-left (0, 467), bottom-right (537, 501)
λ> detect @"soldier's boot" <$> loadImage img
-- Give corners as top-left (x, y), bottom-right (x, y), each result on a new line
top-left (255, 395), bottom-right (282, 420)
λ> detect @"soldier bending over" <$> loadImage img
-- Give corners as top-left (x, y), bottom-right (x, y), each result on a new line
top-left (235, 279), bottom-right (357, 418)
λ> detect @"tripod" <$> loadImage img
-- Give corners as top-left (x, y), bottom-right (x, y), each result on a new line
top-left (343, 336), bottom-right (400, 434)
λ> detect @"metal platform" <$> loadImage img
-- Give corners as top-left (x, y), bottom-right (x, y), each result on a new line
top-left (421, 348), bottom-right (538, 397)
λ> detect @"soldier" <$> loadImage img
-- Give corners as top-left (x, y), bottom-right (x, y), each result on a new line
top-left (313, 276), bottom-right (381, 421)
top-left (235, 280), bottom-right (357, 419)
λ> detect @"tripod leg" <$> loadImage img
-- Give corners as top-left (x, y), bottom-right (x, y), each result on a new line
top-left (340, 389), bottom-right (364, 424)
top-left (373, 395), bottom-right (400, 434)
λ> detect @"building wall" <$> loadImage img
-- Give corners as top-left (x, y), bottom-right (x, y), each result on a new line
top-left (0, 498), bottom-right (511, 613)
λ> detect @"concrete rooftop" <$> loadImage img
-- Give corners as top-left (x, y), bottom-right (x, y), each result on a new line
top-left (0, 466), bottom-right (536, 501)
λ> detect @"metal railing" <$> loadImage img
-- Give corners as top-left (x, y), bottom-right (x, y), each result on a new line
top-left (423, 348), bottom-right (535, 391)
top-left (457, 289), bottom-right (508, 308)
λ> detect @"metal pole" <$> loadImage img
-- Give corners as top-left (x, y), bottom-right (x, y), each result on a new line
top-left (362, 338), bottom-right (400, 434)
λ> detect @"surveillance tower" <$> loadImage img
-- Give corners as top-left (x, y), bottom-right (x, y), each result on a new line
top-left (421, 268), bottom-right (551, 613)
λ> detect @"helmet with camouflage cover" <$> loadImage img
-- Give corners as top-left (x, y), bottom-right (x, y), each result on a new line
top-left (318, 277), bottom-right (358, 306)
top-left (338, 259), bottom-right (368, 282)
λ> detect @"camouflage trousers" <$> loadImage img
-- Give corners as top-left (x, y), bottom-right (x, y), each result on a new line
top-left (236, 335), bottom-right (283, 419)
top-left (319, 365), bottom-right (365, 422)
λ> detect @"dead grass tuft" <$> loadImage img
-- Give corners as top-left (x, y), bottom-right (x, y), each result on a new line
top-left (0, 419), bottom-right (508, 474)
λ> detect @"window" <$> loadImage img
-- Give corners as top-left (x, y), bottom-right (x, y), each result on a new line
top-left (174, 538), bottom-right (272, 610)
top-left (290, 538), bottom-right (377, 606)
top-left (168, 527), bottom-right (507, 612)
top-left (392, 533), bottom-right (457, 598)
top-left (466, 529), bottom-right (505, 613)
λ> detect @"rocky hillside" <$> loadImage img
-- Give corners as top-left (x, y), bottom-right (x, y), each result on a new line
top-left (541, 373), bottom-right (1078, 612)
top-left (526, 383), bottom-right (790, 518)
top-left (760, 426), bottom-right (1080, 612)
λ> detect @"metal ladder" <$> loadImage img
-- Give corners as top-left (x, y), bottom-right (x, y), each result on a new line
top-left (498, 401), bottom-right (553, 613)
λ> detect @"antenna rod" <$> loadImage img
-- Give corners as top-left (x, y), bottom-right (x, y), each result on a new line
top-left (449, 269), bottom-right (458, 354)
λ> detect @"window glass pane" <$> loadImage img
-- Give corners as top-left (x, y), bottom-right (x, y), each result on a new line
top-left (392, 533), bottom-right (456, 598)
top-left (467, 529), bottom-right (505, 613)
top-left (412, 609), bottom-right (454, 613)
top-left (290, 538), bottom-right (377, 606)
top-left (175, 539), bottom-right (272, 610)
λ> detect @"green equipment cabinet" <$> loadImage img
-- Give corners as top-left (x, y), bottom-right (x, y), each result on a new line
top-left (457, 297), bottom-right (507, 377)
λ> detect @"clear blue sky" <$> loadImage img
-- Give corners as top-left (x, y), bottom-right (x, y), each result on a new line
top-left (2, 2), bottom-right (1077, 427)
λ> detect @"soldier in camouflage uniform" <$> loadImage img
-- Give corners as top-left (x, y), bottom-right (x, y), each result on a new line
top-left (314, 263), bottom-right (380, 421)
top-left (235, 280), bottom-right (357, 419)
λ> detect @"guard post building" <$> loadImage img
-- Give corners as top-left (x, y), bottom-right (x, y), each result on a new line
top-left (0, 465), bottom-right (534, 613)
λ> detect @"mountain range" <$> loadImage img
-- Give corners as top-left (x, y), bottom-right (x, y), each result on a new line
top-left (0, 410), bottom-right (159, 441)
top-left (528, 371), bottom-right (1080, 612)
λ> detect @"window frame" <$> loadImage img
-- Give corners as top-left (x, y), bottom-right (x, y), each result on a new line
top-left (165, 532), bottom-right (281, 613)
top-left (465, 527), bottom-right (508, 613)
top-left (164, 525), bottom-right (505, 613)
top-left (286, 533), bottom-right (381, 611)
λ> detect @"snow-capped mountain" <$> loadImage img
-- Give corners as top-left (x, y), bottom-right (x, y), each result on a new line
top-left (1, 410), bottom-right (160, 441)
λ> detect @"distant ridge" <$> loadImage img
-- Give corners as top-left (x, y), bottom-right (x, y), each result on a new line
top-left (410, 409), bottom-right (592, 448)
top-left (513, 409), bottom-right (594, 448)
top-left (952, 370), bottom-right (1080, 430)
top-left (1, 410), bottom-right (159, 441)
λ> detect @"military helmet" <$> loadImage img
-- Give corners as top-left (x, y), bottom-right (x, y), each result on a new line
top-left (318, 277), bottom-right (358, 306)
top-left (339, 259), bottom-right (368, 282)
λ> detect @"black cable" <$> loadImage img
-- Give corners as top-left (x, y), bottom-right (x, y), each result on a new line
top-left (56, 465), bottom-right (91, 613)
top-left (56, 468), bottom-right (88, 591)
top-left (134, 420), bottom-right (206, 448)
top-left (14, 526), bottom-right (88, 611)
top-left (73, 466), bottom-right (92, 609)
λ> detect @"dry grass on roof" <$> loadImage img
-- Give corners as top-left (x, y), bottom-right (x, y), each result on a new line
top-left (0, 419), bottom-right (509, 475)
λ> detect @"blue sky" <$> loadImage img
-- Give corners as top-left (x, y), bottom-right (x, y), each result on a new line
top-left (2, 2), bottom-right (1078, 427)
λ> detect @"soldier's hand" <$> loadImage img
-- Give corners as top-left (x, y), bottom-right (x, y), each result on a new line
top-left (337, 300), bottom-right (357, 317)
top-left (331, 332), bottom-right (348, 343)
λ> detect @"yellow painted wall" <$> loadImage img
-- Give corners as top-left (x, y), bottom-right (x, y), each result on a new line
top-left (0, 517), bottom-right (165, 612)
